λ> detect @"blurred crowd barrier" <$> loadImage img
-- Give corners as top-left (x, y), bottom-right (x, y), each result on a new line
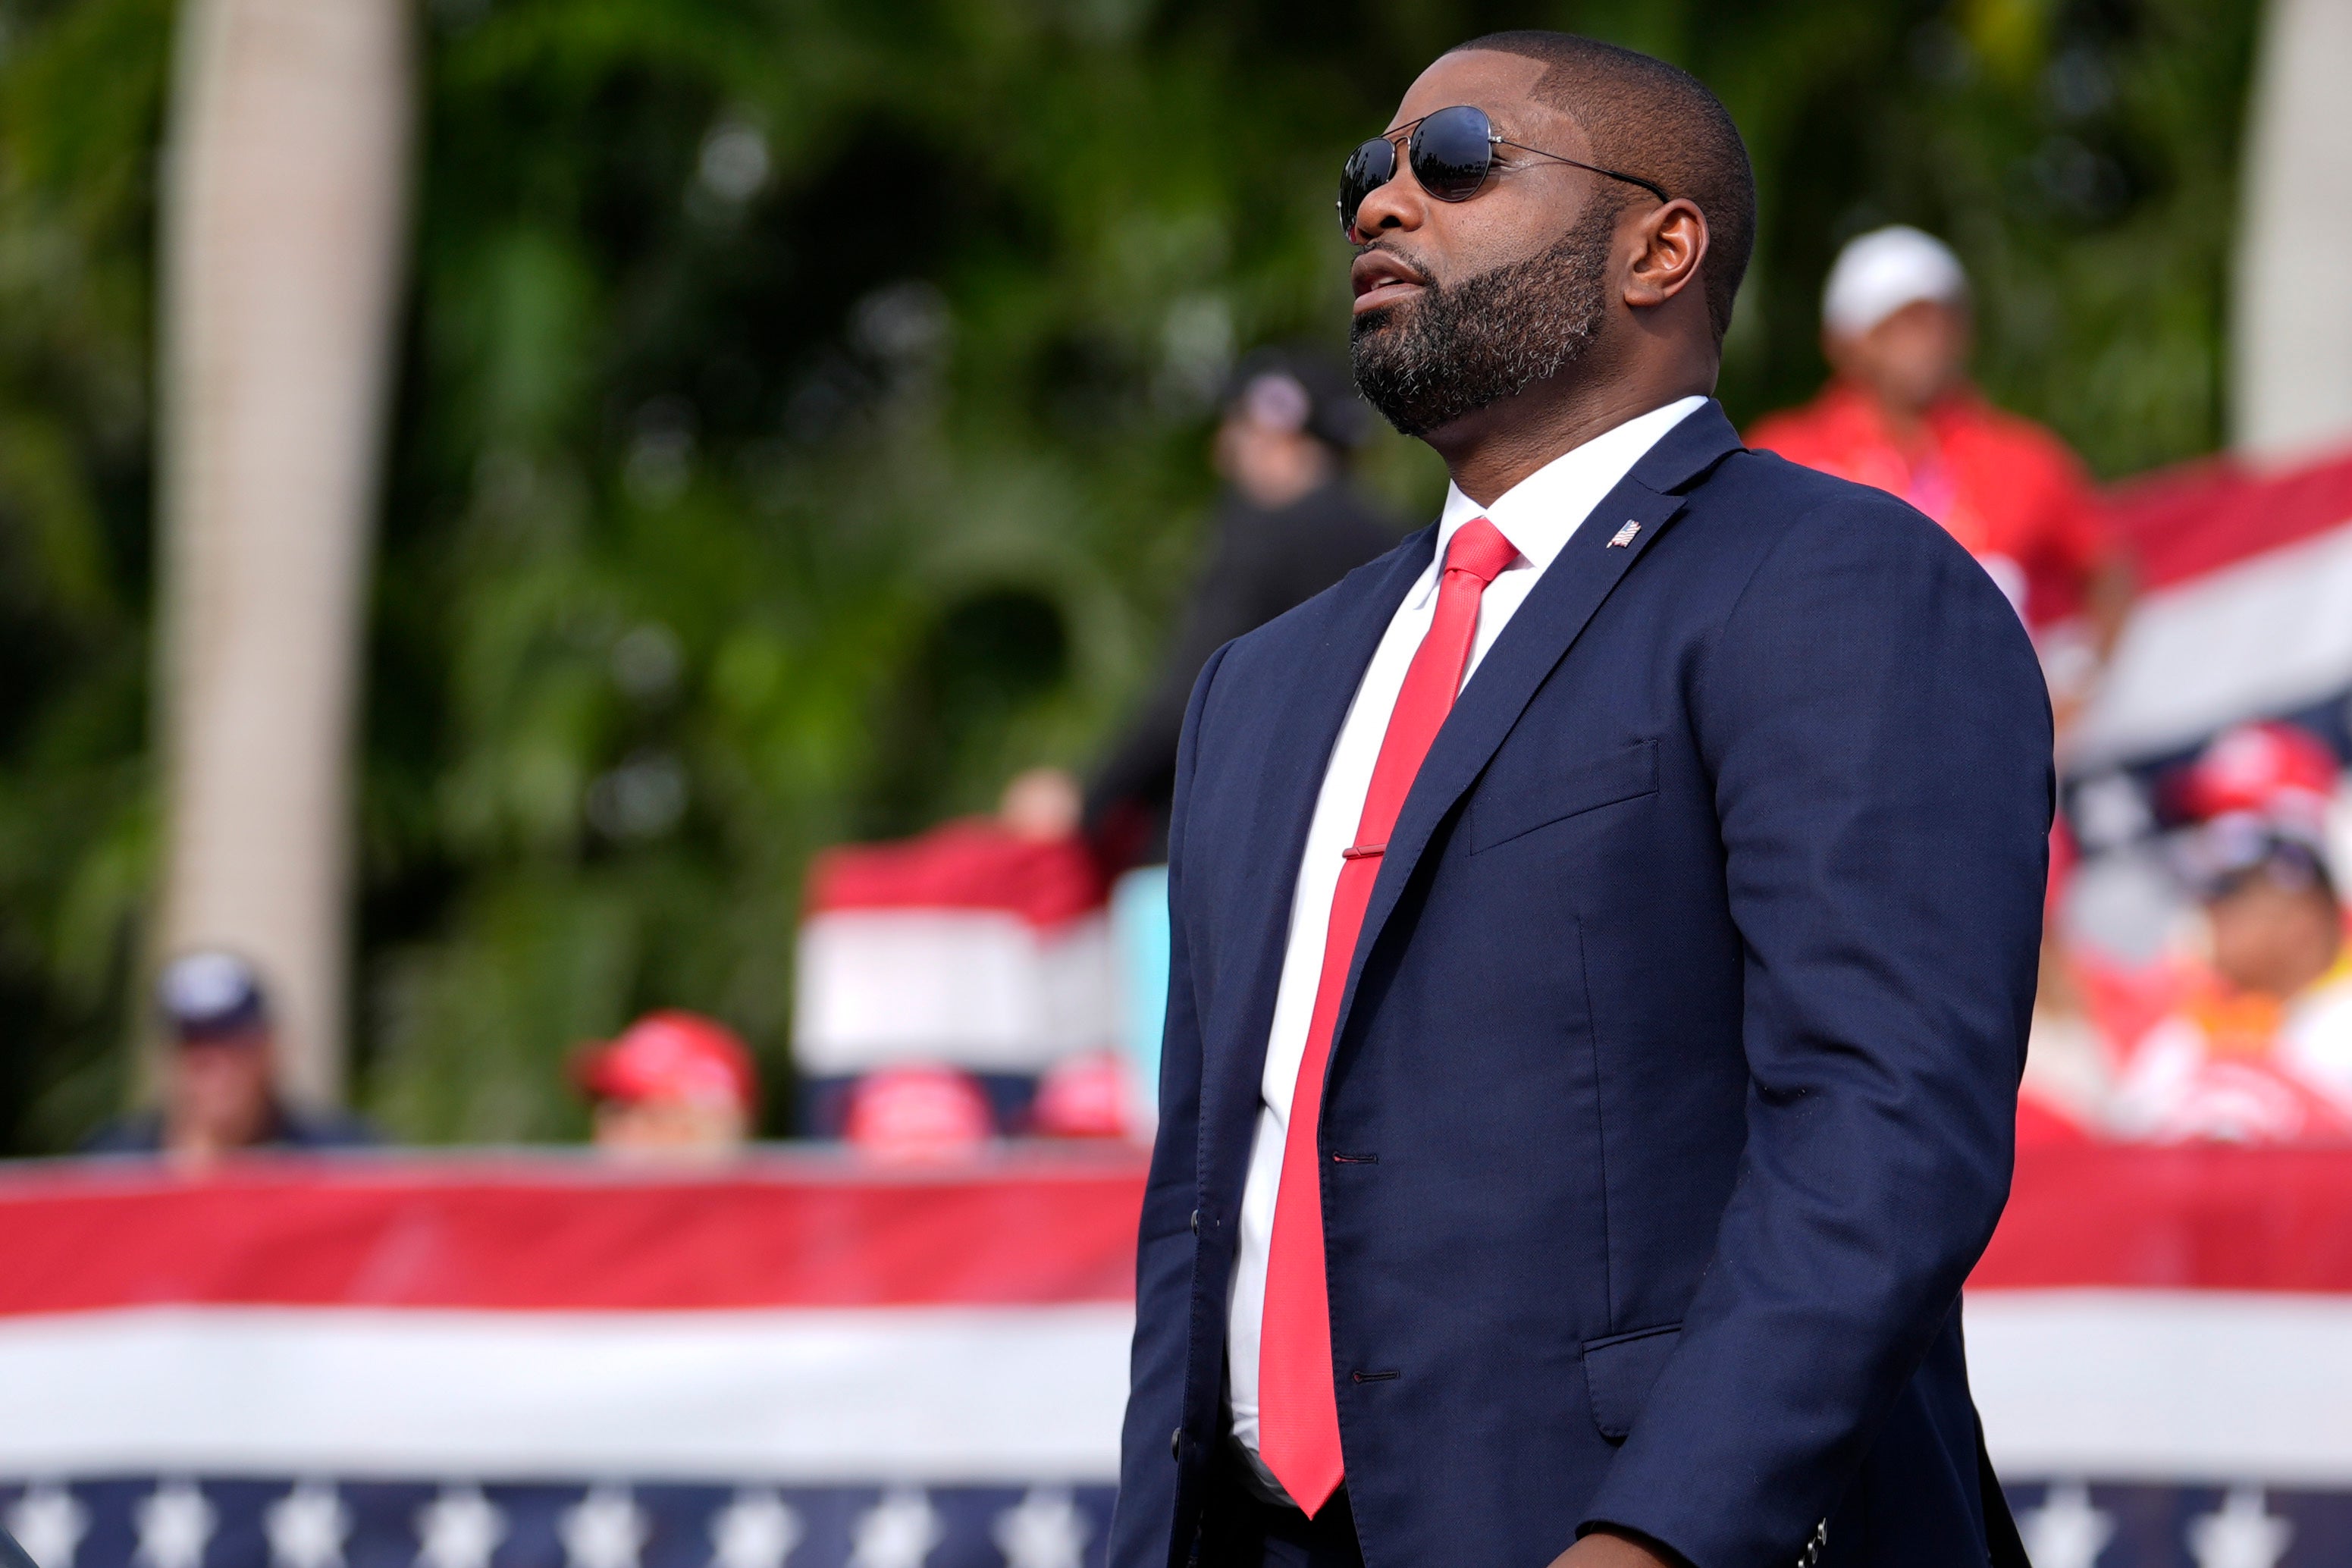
top-left (0, 1152), bottom-right (1139, 1568)
top-left (0, 1146), bottom-right (2348, 1568)
top-left (792, 822), bottom-right (1162, 1154)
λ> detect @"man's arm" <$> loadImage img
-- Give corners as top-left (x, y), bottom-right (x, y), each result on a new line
top-left (1105, 641), bottom-right (1230, 1568)
top-left (1576, 492), bottom-right (2052, 1566)
top-left (2038, 453), bottom-right (2134, 736)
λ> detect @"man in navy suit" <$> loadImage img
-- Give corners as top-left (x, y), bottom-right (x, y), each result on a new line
top-left (1110, 30), bottom-right (2048, 1568)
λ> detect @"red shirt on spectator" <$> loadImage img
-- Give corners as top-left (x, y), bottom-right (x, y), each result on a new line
top-left (1748, 381), bottom-right (2109, 630)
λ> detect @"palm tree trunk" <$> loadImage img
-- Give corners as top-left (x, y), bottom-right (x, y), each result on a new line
top-left (155, 0), bottom-right (413, 1107)
top-left (2234, 0), bottom-right (2352, 462)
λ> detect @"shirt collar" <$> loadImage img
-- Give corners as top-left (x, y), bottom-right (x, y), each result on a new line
top-left (1422, 394), bottom-right (1707, 604)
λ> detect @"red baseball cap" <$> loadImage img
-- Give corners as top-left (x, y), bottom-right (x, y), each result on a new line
top-left (2175, 721), bottom-right (2339, 828)
top-left (842, 1066), bottom-right (993, 1158)
top-left (1029, 1051), bottom-right (1134, 1140)
top-left (573, 1011), bottom-right (757, 1112)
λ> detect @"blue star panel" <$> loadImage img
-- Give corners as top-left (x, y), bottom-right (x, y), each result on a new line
top-left (13, 1479), bottom-right (2352, 1568)
top-left (2002, 1482), bottom-right (2352, 1568)
top-left (0, 1481), bottom-right (1117, 1568)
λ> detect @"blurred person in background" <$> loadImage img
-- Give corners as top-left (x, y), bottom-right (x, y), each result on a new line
top-left (1748, 226), bottom-right (2132, 730)
top-left (2111, 722), bottom-right (2352, 1143)
top-left (1065, 349), bottom-right (1400, 1124)
top-left (574, 1010), bottom-right (758, 1162)
top-left (83, 951), bottom-right (377, 1163)
top-left (1083, 347), bottom-right (1398, 869)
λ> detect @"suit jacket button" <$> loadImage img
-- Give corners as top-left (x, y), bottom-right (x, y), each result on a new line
top-left (1170, 1427), bottom-right (1183, 1461)
top-left (1190, 1209), bottom-right (1201, 1235)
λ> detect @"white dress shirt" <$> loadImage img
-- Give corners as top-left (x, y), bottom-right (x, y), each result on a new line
top-left (1223, 394), bottom-right (1706, 1501)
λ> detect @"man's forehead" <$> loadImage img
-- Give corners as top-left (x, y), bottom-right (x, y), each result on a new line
top-left (1386, 49), bottom-right (1583, 146)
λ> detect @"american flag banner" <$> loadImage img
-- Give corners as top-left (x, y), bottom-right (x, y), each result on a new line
top-left (1, 1145), bottom-right (2348, 1568)
top-left (1975, 1145), bottom-right (2352, 1565)
top-left (0, 1153), bottom-right (1137, 1568)
top-left (2068, 444), bottom-right (2352, 847)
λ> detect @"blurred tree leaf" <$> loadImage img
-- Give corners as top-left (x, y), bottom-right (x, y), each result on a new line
top-left (0, 0), bottom-right (168, 1149)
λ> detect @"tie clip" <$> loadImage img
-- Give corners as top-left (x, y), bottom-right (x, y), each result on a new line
top-left (1607, 521), bottom-right (1642, 548)
top-left (1341, 843), bottom-right (1386, 860)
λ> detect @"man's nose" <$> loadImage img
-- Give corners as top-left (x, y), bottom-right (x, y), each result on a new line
top-left (1350, 155), bottom-right (1428, 239)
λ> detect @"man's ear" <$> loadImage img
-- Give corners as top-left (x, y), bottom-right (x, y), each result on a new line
top-left (1623, 198), bottom-right (1708, 309)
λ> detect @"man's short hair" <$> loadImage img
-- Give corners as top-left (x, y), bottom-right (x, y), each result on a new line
top-left (1447, 31), bottom-right (1756, 343)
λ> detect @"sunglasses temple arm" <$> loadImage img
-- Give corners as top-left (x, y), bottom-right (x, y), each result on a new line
top-left (1501, 139), bottom-right (1668, 203)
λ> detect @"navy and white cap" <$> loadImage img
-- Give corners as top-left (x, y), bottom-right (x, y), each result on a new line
top-left (157, 950), bottom-right (271, 1040)
top-left (1225, 345), bottom-right (1373, 452)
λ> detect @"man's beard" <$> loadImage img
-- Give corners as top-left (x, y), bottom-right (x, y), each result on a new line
top-left (1350, 200), bottom-right (1617, 438)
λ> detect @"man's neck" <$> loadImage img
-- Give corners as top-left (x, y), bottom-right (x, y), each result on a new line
top-left (1428, 365), bottom-right (1714, 507)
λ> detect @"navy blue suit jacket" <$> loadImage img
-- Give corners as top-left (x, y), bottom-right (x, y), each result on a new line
top-left (1109, 403), bottom-right (2051, 1568)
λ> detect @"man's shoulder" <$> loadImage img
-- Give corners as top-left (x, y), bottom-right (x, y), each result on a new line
top-left (1682, 447), bottom-right (2022, 647)
top-left (1693, 447), bottom-right (2042, 684)
top-left (1216, 524), bottom-right (1432, 672)
top-left (78, 1112), bottom-right (165, 1155)
top-left (1283, 481), bottom-right (1402, 549)
top-left (1698, 443), bottom-right (1963, 555)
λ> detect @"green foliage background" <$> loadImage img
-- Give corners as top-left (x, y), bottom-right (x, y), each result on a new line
top-left (0, 0), bottom-right (2260, 1147)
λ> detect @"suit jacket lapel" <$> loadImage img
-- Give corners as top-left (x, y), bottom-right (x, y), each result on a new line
top-left (1200, 526), bottom-right (1439, 1167)
top-left (1328, 403), bottom-right (1746, 1052)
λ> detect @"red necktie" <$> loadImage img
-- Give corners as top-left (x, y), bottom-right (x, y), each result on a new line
top-left (1258, 516), bottom-right (1519, 1515)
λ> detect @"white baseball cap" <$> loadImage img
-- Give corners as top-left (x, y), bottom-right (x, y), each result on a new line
top-left (1820, 225), bottom-right (1969, 337)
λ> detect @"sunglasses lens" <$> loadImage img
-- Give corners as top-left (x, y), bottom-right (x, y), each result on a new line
top-left (1338, 138), bottom-right (1397, 236)
top-left (1409, 105), bottom-right (1494, 202)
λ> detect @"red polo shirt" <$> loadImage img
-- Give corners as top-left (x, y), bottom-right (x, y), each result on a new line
top-left (1747, 381), bottom-right (2110, 629)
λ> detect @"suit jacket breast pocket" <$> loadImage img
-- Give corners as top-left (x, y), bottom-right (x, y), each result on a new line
top-left (1468, 737), bottom-right (1659, 855)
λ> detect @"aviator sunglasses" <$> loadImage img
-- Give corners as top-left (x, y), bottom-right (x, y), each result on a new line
top-left (1339, 105), bottom-right (1669, 240)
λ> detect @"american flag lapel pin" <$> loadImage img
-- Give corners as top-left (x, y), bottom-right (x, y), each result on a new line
top-left (1607, 520), bottom-right (1642, 548)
